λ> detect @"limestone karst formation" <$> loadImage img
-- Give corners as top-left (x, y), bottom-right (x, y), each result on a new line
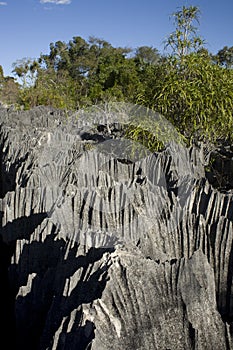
top-left (0, 104), bottom-right (232, 349)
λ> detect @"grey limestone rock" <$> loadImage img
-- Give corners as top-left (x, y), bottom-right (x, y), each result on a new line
top-left (0, 105), bottom-right (232, 349)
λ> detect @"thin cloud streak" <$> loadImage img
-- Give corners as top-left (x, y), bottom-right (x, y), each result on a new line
top-left (0, 2), bottom-right (7, 5)
top-left (40, 0), bottom-right (71, 4)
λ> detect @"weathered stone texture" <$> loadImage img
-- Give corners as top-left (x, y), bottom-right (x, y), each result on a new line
top-left (0, 105), bottom-right (232, 349)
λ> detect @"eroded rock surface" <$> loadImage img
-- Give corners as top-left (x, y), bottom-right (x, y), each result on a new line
top-left (0, 105), bottom-right (232, 349)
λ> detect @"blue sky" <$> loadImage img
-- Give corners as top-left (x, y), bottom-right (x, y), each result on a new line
top-left (0, 0), bottom-right (233, 77)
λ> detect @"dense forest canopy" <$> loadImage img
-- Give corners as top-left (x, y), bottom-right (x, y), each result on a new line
top-left (0, 5), bottom-right (233, 144)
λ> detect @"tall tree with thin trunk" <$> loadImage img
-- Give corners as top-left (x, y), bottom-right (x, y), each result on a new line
top-left (165, 5), bottom-right (204, 59)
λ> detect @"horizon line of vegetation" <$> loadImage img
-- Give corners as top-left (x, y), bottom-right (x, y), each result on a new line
top-left (0, 5), bottom-right (233, 148)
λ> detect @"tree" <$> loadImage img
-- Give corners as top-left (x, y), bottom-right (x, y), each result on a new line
top-left (0, 65), bottom-right (20, 106)
top-left (215, 46), bottom-right (233, 68)
top-left (88, 45), bottom-right (140, 103)
top-left (12, 58), bottom-right (38, 87)
top-left (165, 5), bottom-right (204, 59)
top-left (0, 77), bottom-right (20, 105)
top-left (0, 65), bottom-right (4, 82)
top-left (134, 46), bottom-right (161, 65)
top-left (139, 6), bottom-right (233, 143)
top-left (154, 54), bottom-right (233, 141)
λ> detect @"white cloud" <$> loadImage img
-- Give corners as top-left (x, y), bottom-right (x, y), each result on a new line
top-left (40, 0), bottom-right (71, 4)
top-left (0, 2), bottom-right (7, 5)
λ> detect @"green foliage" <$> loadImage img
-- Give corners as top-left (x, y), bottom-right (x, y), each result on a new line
top-left (7, 5), bottom-right (233, 147)
top-left (124, 112), bottom-right (185, 152)
top-left (0, 65), bottom-right (20, 105)
top-left (149, 53), bottom-right (233, 143)
top-left (124, 122), bottom-right (166, 153)
top-left (12, 58), bottom-right (38, 87)
top-left (18, 71), bottom-right (79, 110)
top-left (140, 5), bottom-right (233, 144)
top-left (214, 46), bottom-right (233, 68)
top-left (134, 46), bottom-right (161, 65)
top-left (165, 5), bottom-right (205, 58)
top-left (12, 36), bottom-right (143, 109)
